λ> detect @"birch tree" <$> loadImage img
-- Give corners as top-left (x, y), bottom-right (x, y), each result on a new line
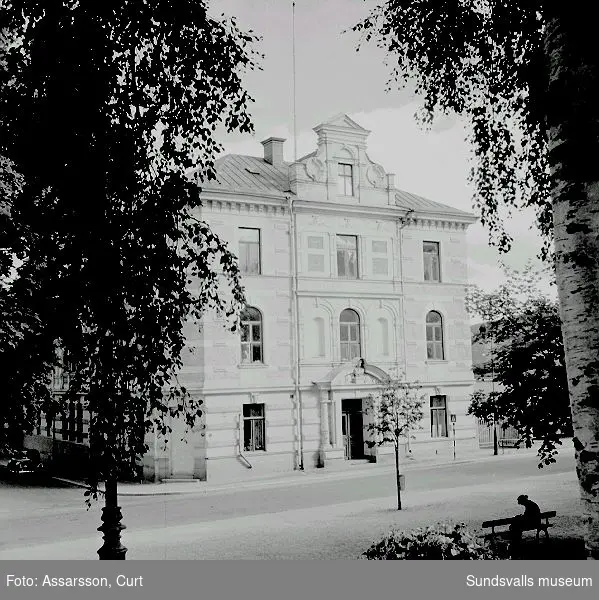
top-left (365, 377), bottom-right (424, 510)
top-left (354, 1), bottom-right (599, 558)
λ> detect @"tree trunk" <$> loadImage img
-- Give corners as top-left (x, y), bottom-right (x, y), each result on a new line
top-left (395, 442), bottom-right (402, 510)
top-left (545, 9), bottom-right (599, 559)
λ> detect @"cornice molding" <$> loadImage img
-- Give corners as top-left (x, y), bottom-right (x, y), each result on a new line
top-left (199, 197), bottom-right (288, 217)
top-left (197, 189), bottom-right (475, 229)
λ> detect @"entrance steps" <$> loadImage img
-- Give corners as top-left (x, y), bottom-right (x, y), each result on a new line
top-left (160, 477), bottom-right (201, 484)
top-left (324, 458), bottom-right (373, 472)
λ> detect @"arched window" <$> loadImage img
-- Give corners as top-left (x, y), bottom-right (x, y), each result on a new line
top-left (240, 306), bottom-right (263, 364)
top-left (340, 309), bottom-right (361, 361)
top-left (426, 311), bottom-right (444, 360)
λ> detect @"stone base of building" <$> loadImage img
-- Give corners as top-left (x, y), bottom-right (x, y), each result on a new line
top-left (202, 451), bottom-right (301, 485)
top-left (24, 433), bottom-right (481, 485)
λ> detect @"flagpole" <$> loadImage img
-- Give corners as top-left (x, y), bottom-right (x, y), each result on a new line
top-left (292, 1), bottom-right (297, 162)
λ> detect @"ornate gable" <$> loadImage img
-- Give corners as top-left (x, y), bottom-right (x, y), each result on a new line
top-left (317, 113), bottom-right (370, 133)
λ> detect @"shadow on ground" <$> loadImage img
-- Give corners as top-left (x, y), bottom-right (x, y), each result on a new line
top-left (0, 474), bottom-right (72, 489)
top-left (488, 514), bottom-right (587, 560)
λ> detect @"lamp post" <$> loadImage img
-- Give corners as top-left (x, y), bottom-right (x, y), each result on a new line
top-left (490, 333), bottom-right (498, 456)
top-left (480, 324), bottom-right (498, 456)
top-left (450, 413), bottom-right (457, 460)
top-left (97, 476), bottom-right (127, 559)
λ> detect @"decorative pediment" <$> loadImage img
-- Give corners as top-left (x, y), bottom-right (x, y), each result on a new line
top-left (317, 113), bottom-right (370, 132)
top-left (314, 358), bottom-right (391, 389)
top-left (313, 113), bottom-right (371, 149)
top-left (342, 371), bottom-right (380, 385)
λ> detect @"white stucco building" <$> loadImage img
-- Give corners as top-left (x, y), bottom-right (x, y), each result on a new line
top-left (28, 113), bottom-right (478, 484)
top-left (146, 113), bottom-right (478, 483)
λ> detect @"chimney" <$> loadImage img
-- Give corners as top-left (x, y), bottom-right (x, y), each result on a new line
top-left (261, 137), bottom-right (286, 166)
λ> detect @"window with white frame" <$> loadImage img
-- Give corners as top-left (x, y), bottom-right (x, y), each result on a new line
top-left (239, 227), bottom-right (261, 274)
top-left (240, 306), bottom-right (263, 364)
top-left (426, 310), bottom-right (444, 360)
top-left (336, 235), bottom-right (358, 278)
top-left (337, 162), bottom-right (354, 196)
top-left (340, 309), bottom-right (361, 362)
top-left (430, 395), bottom-right (448, 437)
top-left (243, 403), bottom-right (265, 451)
top-left (423, 241), bottom-right (440, 281)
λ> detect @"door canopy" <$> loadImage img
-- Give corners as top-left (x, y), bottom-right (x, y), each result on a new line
top-left (314, 358), bottom-right (391, 389)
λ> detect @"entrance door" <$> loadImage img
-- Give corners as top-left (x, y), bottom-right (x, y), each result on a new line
top-left (342, 399), bottom-right (364, 460)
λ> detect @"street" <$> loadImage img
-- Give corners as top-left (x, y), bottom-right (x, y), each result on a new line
top-left (0, 450), bottom-right (580, 559)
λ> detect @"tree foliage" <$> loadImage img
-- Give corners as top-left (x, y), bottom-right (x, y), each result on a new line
top-left (363, 523), bottom-right (501, 560)
top-left (466, 264), bottom-right (570, 466)
top-left (354, 0), bottom-right (599, 560)
top-left (365, 375), bottom-right (424, 510)
top-left (365, 377), bottom-right (424, 449)
top-left (353, 1), bottom-right (550, 257)
top-left (0, 1), bottom-right (260, 491)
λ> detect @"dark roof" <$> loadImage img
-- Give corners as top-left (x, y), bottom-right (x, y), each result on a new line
top-left (394, 189), bottom-right (473, 218)
top-left (202, 155), bottom-right (292, 195)
top-left (200, 153), bottom-right (473, 218)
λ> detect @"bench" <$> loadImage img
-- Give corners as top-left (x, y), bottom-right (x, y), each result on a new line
top-left (482, 511), bottom-right (556, 545)
top-left (498, 438), bottom-right (519, 449)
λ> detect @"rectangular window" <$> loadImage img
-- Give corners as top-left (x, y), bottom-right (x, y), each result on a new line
top-left (336, 235), bottom-right (358, 278)
top-left (243, 404), bottom-right (265, 451)
top-left (240, 308), bottom-right (263, 364)
top-left (337, 163), bottom-right (354, 196)
top-left (423, 241), bottom-right (440, 281)
top-left (239, 228), bottom-right (261, 274)
top-left (430, 395), bottom-right (448, 438)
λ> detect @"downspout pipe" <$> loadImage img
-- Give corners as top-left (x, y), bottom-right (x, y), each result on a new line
top-left (397, 208), bottom-right (414, 376)
top-left (287, 194), bottom-right (304, 470)
top-left (397, 208), bottom-right (414, 453)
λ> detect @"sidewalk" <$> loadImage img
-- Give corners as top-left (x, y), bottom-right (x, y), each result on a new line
top-left (53, 442), bottom-right (573, 497)
top-left (3, 468), bottom-right (580, 560)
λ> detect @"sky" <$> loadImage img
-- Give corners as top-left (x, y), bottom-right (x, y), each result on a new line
top-left (208, 0), bottom-right (554, 296)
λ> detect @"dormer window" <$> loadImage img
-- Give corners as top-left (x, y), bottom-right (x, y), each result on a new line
top-left (338, 163), bottom-right (353, 196)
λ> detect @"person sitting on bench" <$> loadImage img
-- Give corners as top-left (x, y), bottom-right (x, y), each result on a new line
top-left (509, 494), bottom-right (541, 552)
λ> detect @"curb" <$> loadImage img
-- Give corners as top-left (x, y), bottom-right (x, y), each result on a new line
top-left (50, 445), bottom-right (572, 497)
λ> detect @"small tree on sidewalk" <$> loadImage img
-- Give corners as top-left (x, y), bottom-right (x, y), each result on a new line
top-left (365, 376), bottom-right (425, 510)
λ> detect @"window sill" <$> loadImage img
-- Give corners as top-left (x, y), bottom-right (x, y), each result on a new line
top-left (238, 363), bottom-right (268, 369)
top-left (241, 449), bottom-right (267, 455)
top-left (426, 360), bottom-right (448, 365)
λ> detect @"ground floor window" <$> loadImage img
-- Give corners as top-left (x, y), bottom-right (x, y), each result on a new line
top-left (243, 403), bottom-right (265, 451)
top-left (430, 395), bottom-right (448, 438)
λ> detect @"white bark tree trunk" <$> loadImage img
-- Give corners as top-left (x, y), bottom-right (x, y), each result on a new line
top-left (545, 10), bottom-right (599, 559)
